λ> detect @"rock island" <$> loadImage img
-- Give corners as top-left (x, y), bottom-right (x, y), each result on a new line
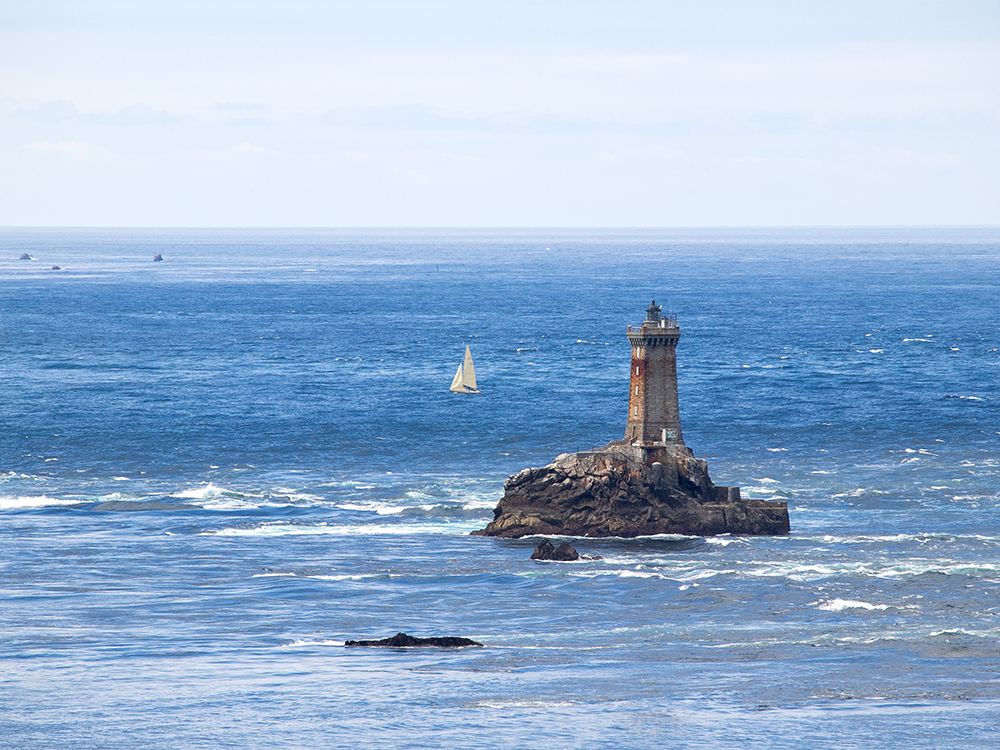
top-left (473, 302), bottom-right (790, 538)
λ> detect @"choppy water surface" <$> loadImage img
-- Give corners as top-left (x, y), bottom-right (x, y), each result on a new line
top-left (1, 228), bottom-right (999, 748)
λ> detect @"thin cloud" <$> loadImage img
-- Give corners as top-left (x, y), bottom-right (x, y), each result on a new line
top-left (23, 141), bottom-right (107, 155)
top-left (17, 101), bottom-right (180, 125)
top-left (322, 105), bottom-right (490, 131)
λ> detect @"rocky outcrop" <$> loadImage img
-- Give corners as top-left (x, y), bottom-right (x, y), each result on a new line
top-left (530, 539), bottom-right (580, 561)
top-left (473, 443), bottom-right (789, 539)
top-left (345, 632), bottom-right (482, 648)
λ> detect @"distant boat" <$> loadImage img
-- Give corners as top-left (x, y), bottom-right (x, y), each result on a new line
top-left (449, 345), bottom-right (481, 394)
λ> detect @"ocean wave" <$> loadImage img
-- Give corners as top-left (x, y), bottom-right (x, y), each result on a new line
top-left (251, 571), bottom-right (394, 581)
top-left (746, 559), bottom-right (1000, 581)
top-left (0, 494), bottom-right (80, 510)
top-left (704, 535), bottom-right (739, 546)
top-left (338, 499), bottom-right (496, 516)
top-left (816, 598), bottom-right (889, 612)
top-left (928, 628), bottom-right (1000, 639)
top-left (0, 471), bottom-right (46, 482)
top-left (172, 483), bottom-right (257, 508)
top-left (170, 482), bottom-right (323, 510)
top-left (809, 532), bottom-right (1000, 546)
top-left (473, 700), bottom-right (576, 708)
top-left (204, 520), bottom-right (478, 537)
top-left (283, 639), bottom-right (345, 647)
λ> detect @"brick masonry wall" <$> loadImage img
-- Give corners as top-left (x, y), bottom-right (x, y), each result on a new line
top-left (625, 331), bottom-right (683, 445)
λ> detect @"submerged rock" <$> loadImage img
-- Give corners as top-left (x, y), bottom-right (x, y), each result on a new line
top-left (86, 500), bottom-right (199, 512)
top-left (473, 443), bottom-right (789, 539)
top-left (530, 539), bottom-right (580, 561)
top-left (345, 632), bottom-right (483, 648)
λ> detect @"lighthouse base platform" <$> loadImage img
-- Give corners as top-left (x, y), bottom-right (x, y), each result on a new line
top-left (472, 442), bottom-right (789, 539)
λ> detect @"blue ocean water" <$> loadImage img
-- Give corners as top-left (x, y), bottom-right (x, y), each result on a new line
top-left (1, 227), bottom-right (998, 749)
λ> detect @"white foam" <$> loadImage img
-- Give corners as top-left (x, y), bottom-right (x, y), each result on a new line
top-left (616, 570), bottom-right (665, 579)
top-left (172, 482), bottom-right (241, 501)
top-left (170, 482), bottom-right (325, 510)
top-left (205, 521), bottom-right (477, 537)
top-left (0, 495), bottom-right (79, 510)
top-left (927, 628), bottom-right (1000, 638)
top-left (704, 536), bottom-right (736, 546)
top-left (338, 501), bottom-right (408, 515)
top-left (474, 700), bottom-right (575, 709)
top-left (818, 598), bottom-right (889, 612)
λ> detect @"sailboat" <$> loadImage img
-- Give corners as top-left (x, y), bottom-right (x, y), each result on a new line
top-left (449, 345), bottom-right (481, 394)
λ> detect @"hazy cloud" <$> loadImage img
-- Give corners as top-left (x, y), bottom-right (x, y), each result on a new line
top-left (1, 1), bottom-right (998, 225)
top-left (23, 140), bottom-right (107, 155)
top-left (322, 105), bottom-right (491, 132)
top-left (17, 101), bottom-right (180, 126)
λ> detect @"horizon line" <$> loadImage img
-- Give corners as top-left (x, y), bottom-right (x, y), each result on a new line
top-left (2, 224), bottom-right (999, 231)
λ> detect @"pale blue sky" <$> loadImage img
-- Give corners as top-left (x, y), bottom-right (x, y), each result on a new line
top-left (1, 0), bottom-right (998, 226)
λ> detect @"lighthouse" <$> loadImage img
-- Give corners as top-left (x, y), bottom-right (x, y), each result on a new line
top-left (473, 299), bottom-right (791, 539)
top-left (625, 301), bottom-right (683, 446)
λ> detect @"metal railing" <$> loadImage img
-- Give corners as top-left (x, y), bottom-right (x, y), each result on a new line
top-left (627, 315), bottom-right (678, 333)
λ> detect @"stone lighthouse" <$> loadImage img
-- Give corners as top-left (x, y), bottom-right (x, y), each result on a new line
top-left (625, 301), bottom-right (683, 446)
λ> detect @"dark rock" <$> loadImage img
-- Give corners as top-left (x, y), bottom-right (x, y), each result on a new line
top-left (345, 632), bottom-right (483, 648)
top-left (472, 443), bottom-right (789, 539)
top-left (530, 539), bottom-right (580, 561)
top-left (19, 253), bottom-right (32, 260)
top-left (86, 500), bottom-right (199, 512)
top-left (153, 253), bottom-right (163, 261)
top-left (50, 265), bottom-right (61, 270)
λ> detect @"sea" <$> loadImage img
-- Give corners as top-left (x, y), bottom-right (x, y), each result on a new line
top-left (1, 227), bottom-right (998, 749)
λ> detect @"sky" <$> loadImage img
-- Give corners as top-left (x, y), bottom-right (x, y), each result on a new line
top-left (1, 0), bottom-right (998, 227)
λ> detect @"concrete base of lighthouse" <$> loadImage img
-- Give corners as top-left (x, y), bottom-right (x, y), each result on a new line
top-left (472, 442), bottom-right (789, 539)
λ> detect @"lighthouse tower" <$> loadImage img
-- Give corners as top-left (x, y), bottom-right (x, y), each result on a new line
top-left (625, 301), bottom-right (684, 446)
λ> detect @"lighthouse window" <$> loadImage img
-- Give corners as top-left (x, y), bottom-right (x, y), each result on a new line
top-left (635, 366), bottom-right (639, 375)
top-left (635, 385), bottom-right (638, 395)
top-left (633, 405), bottom-right (638, 416)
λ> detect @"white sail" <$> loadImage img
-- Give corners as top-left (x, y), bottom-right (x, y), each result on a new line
top-left (449, 345), bottom-right (481, 393)
top-left (449, 362), bottom-right (465, 392)
top-left (462, 345), bottom-right (477, 390)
